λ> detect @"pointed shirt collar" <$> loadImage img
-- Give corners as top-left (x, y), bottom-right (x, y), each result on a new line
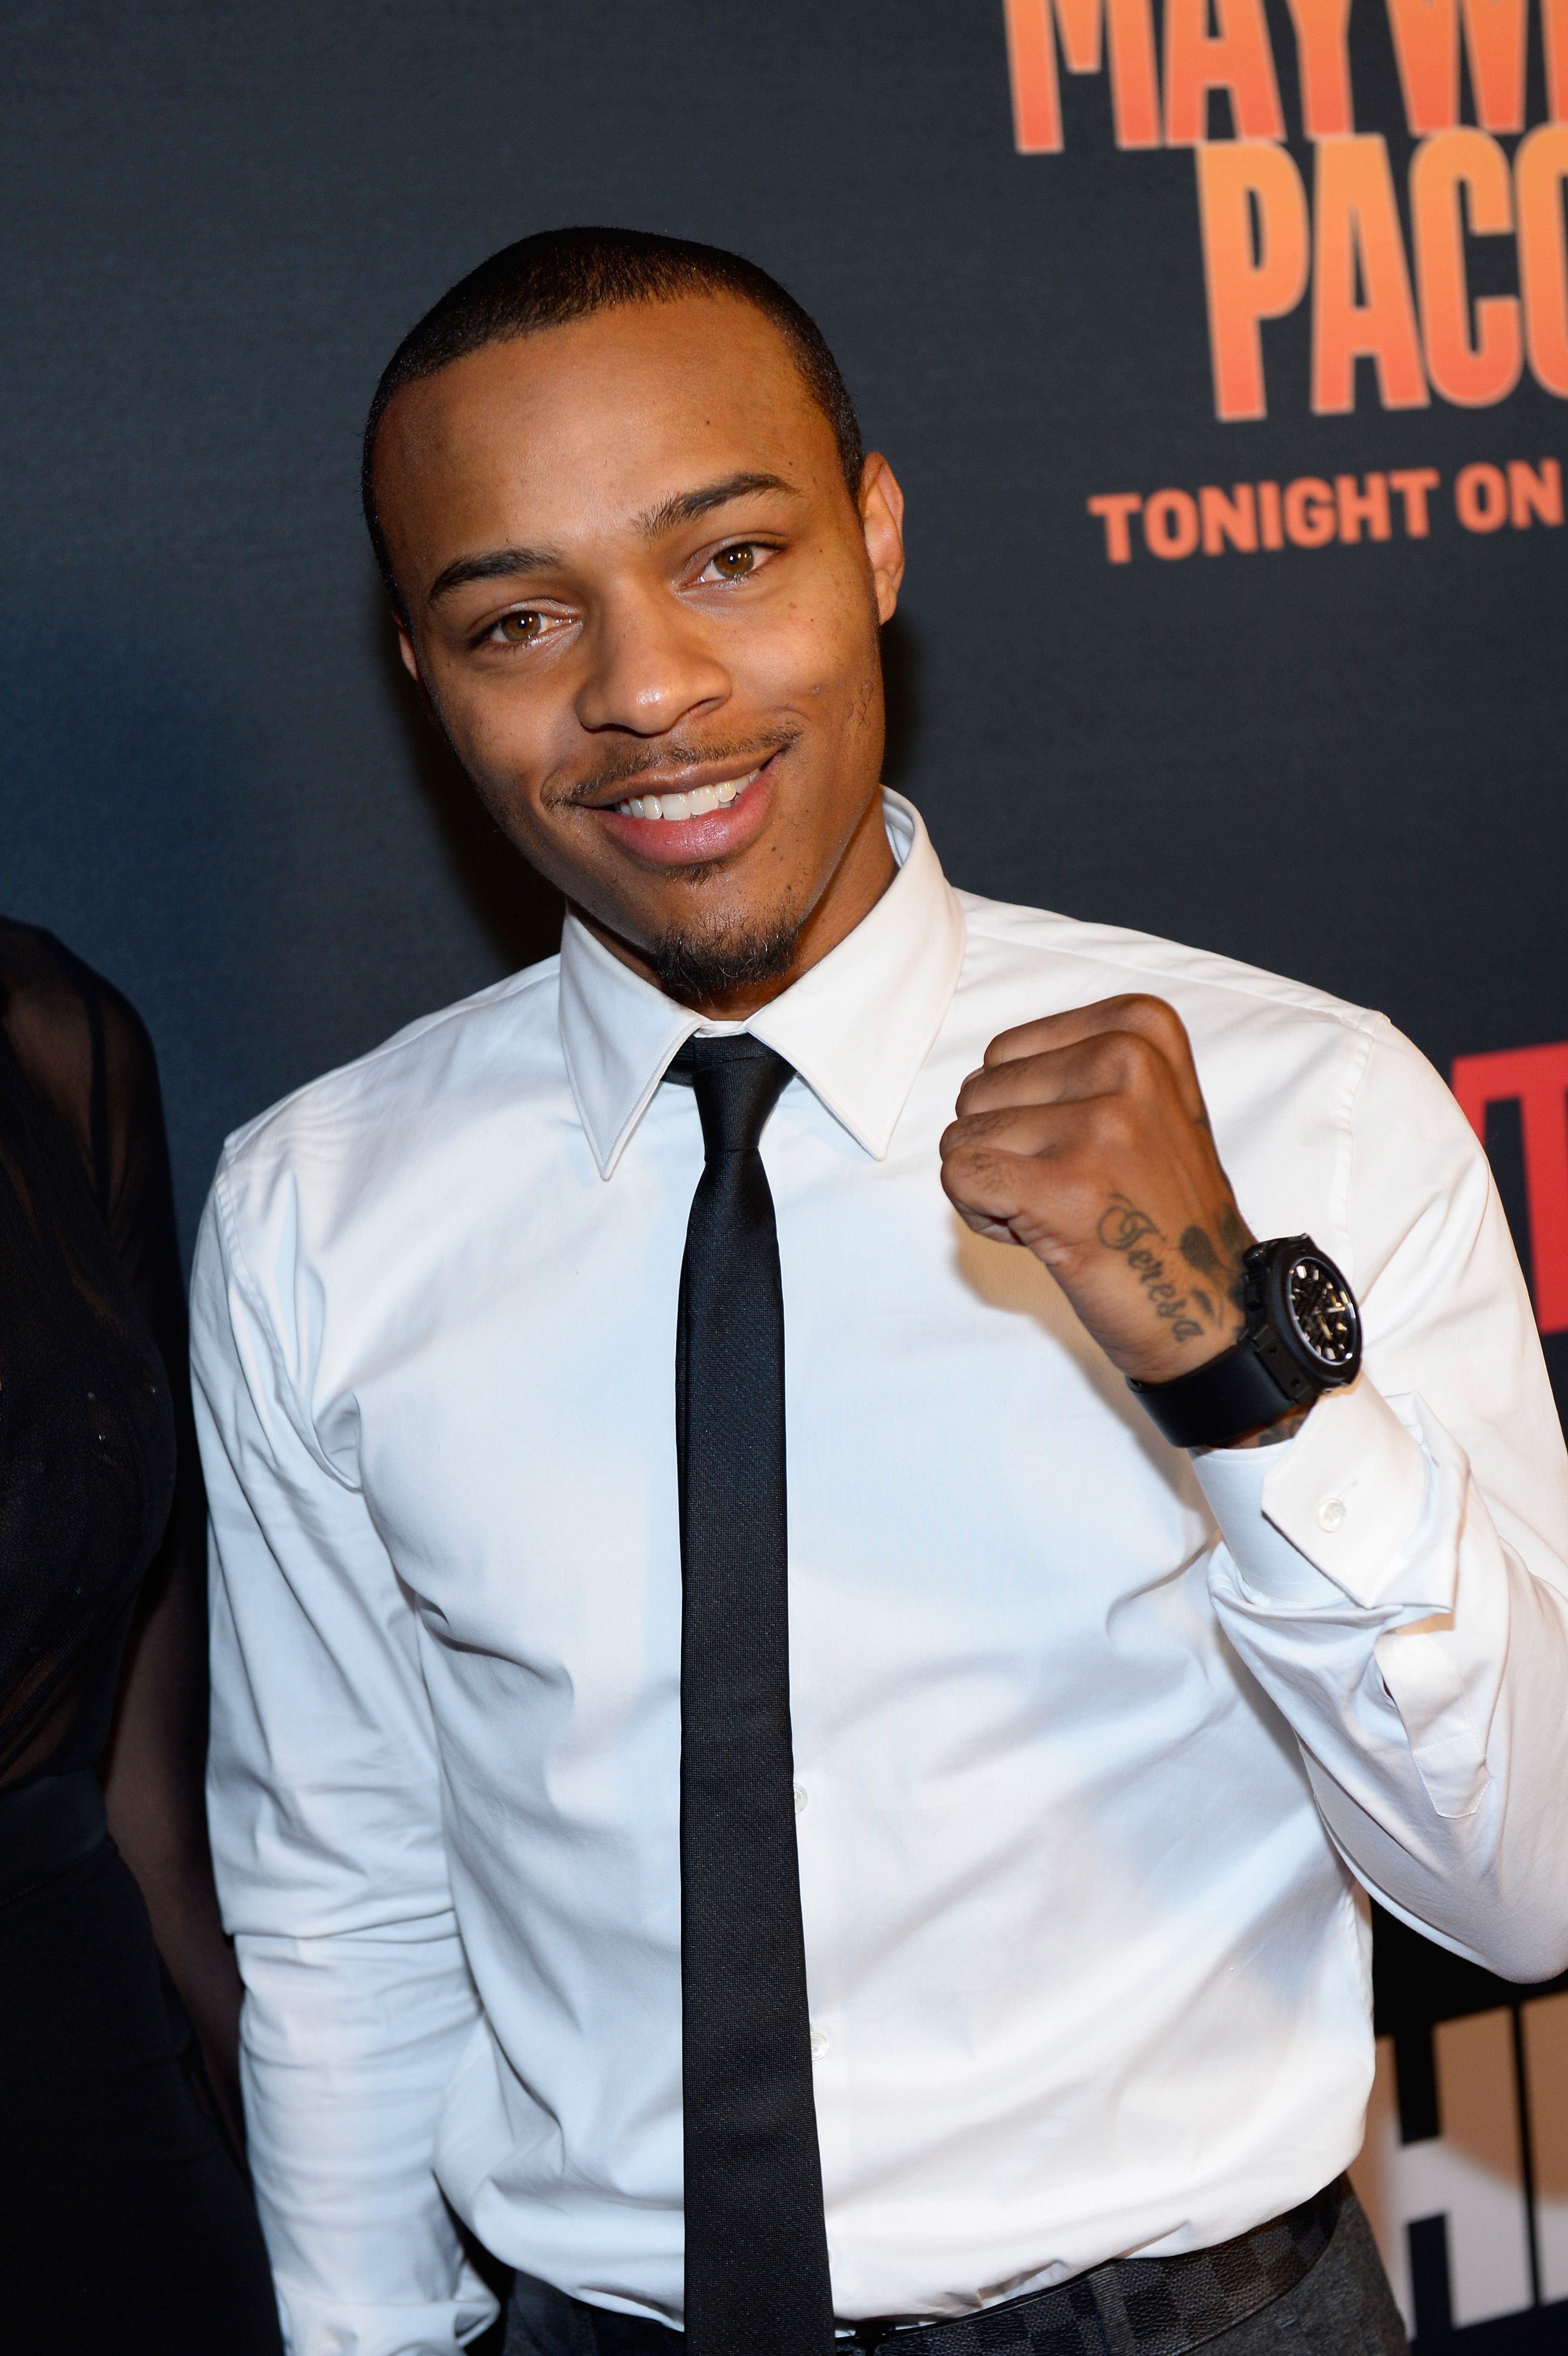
top-left (556, 791), bottom-right (968, 1178)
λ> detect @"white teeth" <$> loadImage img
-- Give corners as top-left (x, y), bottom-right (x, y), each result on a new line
top-left (614, 766), bottom-right (762, 820)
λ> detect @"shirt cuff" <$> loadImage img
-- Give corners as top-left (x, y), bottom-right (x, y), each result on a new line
top-left (1194, 1377), bottom-right (1447, 1614)
top-left (275, 2274), bottom-right (498, 2356)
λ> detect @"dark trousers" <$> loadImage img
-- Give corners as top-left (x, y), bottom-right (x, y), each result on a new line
top-left (503, 2191), bottom-right (1408, 2356)
top-left (0, 1829), bottom-right (284, 2356)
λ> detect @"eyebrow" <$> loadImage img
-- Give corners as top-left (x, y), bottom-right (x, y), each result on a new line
top-left (427, 544), bottom-right (566, 604)
top-left (424, 472), bottom-right (801, 607)
top-left (633, 470), bottom-right (802, 539)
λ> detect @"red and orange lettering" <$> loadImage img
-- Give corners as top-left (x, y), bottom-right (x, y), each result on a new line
top-left (1200, 483), bottom-right (1260, 550)
top-left (1006, 0), bottom-right (1066, 149)
top-left (1165, 0), bottom-right (1284, 144)
top-left (1311, 136), bottom-right (1430, 413)
top-left (1547, 0), bottom-right (1568, 121)
top-left (1389, 465), bottom-right (1442, 533)
top-left (1508, 458), bottom-right (1564, 525)
top-left (1003, 0), bottom-right (1162, 151)
top-left (1456, 460), bottom-right (1509, 527)
top-left (1386, 0), bottom-right (1459, 133)
top-left (1257, 480), bottom-right (1286, 546)
top-left (1453, 1043), bottom-right (1568, 1331)
top-left (1144, 489), bottom-right (1201, 556)
top-left (1335, 471), bottom-right (1393, 539)
top-left (1462, 0), bottom-right (1527, 131)
top-left (1385, 0), bottom-right (1526, 134)
top-left (1284, 0), bottom-right (1355, 136)
top-left (1411, 130), bottom-right (1522, 406)
top-left (1284, 476), bottom-right (1338, 543)
top-left (1517, 124), bottom-right (1568, 396)
top-left (1089, 492), bottom-right (1144, 561)
top-left (1197, 142), bottom-right (1311, 420)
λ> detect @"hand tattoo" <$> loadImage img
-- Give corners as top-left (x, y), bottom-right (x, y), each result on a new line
top-left (1179, 1211), bottom-right (1248, 1312)
top-left (1096, 1193), bottom-right (1206, 1345)
top-left (1177, 1225), bottom-right (1243, 1319)
top-left (1178, 1224), bottom-right (1221, 1277)
top-left (1099, 1198), bottom-right (1160, 1252)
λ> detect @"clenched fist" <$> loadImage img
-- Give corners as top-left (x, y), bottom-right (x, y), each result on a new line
top-left (940, 994), bottom-right (1255, 1389)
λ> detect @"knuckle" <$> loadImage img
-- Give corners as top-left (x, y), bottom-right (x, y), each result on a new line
top-left (983, 1018), bottom-right (1049, 1067)
top-left (1116, 990), bottom-right (1180, 1034)
top-left (1111, 1028), bottom-right (1161, 1086)
top-left (968, 1144), bottom-right (1011, 1186)
top-left (973, 1106), bottom-right (1024, 1147)
top-left (1109, 993), bottom-right (1192, 1069)
top-left (940, 1131), bottom-right (984, 1177)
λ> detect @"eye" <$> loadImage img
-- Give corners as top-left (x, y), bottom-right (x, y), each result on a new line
top-left (492, 609), bottom-right (546, 644)
top-left (701, 542), bottom-right (761, 583)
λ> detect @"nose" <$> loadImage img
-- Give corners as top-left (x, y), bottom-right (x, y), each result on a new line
top-left (573, 588), bottom-right (731, 738)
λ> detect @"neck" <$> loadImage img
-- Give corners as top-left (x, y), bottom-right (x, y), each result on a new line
top-left (574, 789), bottom-right (898, 1021)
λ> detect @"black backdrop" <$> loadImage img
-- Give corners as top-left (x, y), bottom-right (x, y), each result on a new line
top-left (1, 5), bottom-right (1564, 2347)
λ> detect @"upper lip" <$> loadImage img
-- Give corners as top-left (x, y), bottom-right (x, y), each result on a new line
top-left (575, 751), bottom-right (775, 811)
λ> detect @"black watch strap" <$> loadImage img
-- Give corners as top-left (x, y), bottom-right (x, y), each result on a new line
top-left (1127, 1334), bottom-right (1297, 1451)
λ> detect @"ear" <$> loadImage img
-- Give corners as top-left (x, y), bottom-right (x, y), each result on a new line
top-left (394, 617), bottom-right (446, 733)
top-left (858, 454), bottom-right (906, 624)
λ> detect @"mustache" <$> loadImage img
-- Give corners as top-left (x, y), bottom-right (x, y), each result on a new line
top-left (548, 726), bottom-right (801, 808)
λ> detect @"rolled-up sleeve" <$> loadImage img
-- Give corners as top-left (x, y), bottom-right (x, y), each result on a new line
top-left (191, 1163), bottom-right (495, 2356)
top-left (1196, 1017), bottom-right (1568, 1985)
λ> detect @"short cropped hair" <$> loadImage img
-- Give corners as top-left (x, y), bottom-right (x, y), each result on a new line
top-left (362, 225), bottom-right (864, 613)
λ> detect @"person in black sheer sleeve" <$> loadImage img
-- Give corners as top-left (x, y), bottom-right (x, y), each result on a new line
top-left (0, 919), bottom-right (283, 2353)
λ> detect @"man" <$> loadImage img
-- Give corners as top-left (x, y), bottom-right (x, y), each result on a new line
top-left (192, 228), bottom-right (1568, 2356)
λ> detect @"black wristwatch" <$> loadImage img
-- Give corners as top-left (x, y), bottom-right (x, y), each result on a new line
top-left (1127, 1235), bottom-right (1361, 1450)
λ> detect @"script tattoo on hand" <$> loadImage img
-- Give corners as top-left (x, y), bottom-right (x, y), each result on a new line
top-left (1095, 1194), bottom-right (1208, 1345)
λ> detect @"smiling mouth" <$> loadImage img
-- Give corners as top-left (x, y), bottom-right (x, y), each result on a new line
top-left (612, 766), bottom-right (763, 821)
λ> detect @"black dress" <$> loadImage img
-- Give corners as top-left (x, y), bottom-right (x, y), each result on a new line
top-left (0, 922), bottom-right (282, 2353)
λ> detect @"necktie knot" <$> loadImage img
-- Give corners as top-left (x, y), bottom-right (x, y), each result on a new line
top-left (671, 1035), bottom-right (794, 1160)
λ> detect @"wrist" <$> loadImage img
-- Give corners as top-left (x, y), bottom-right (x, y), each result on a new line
top-left (1193, 1403), bottom-right (1311, 1454)
top-left (1128, 1238), bottom-right (1360, 1452)
top-left (1120, 1315), bottom-right (1244, 1388)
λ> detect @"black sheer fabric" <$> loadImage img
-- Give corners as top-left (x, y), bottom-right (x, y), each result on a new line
top-left (0, 920), bottom-right (180, 1786)
top-left (0, 920), bottom-right (283, 2354)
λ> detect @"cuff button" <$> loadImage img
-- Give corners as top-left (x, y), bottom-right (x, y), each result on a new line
top-left (1317, 1496), bottom-right (1348, 1533)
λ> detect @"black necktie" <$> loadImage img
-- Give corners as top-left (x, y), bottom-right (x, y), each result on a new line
top-left (671, 1035), bottom-right (835, 2356)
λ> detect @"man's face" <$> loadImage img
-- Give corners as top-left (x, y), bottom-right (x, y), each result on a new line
top-left (373, 295), bottom-right (905, 1006)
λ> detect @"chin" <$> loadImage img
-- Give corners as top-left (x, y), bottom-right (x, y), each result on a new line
top-left (649, 906), bottom-right (806, 1003)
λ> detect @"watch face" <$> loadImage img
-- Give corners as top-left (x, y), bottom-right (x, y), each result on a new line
top-left (1284, 1253), bottom-right (1360, 1371)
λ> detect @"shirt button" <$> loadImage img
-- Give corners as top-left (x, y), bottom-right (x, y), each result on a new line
top-left (809, 2026), bottom-right (829, 2058)
top-left (1317, 1496), bottom-right (1348, 1533)
top-left (794, 1782), bottom-right (807, 1814)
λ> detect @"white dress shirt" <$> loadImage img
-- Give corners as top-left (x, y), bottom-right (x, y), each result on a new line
top-left (193, 792), bottom-right (1568, 2356)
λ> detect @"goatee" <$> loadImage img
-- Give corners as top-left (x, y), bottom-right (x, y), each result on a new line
top-left (651, 909), bottom-right (806, 1004)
